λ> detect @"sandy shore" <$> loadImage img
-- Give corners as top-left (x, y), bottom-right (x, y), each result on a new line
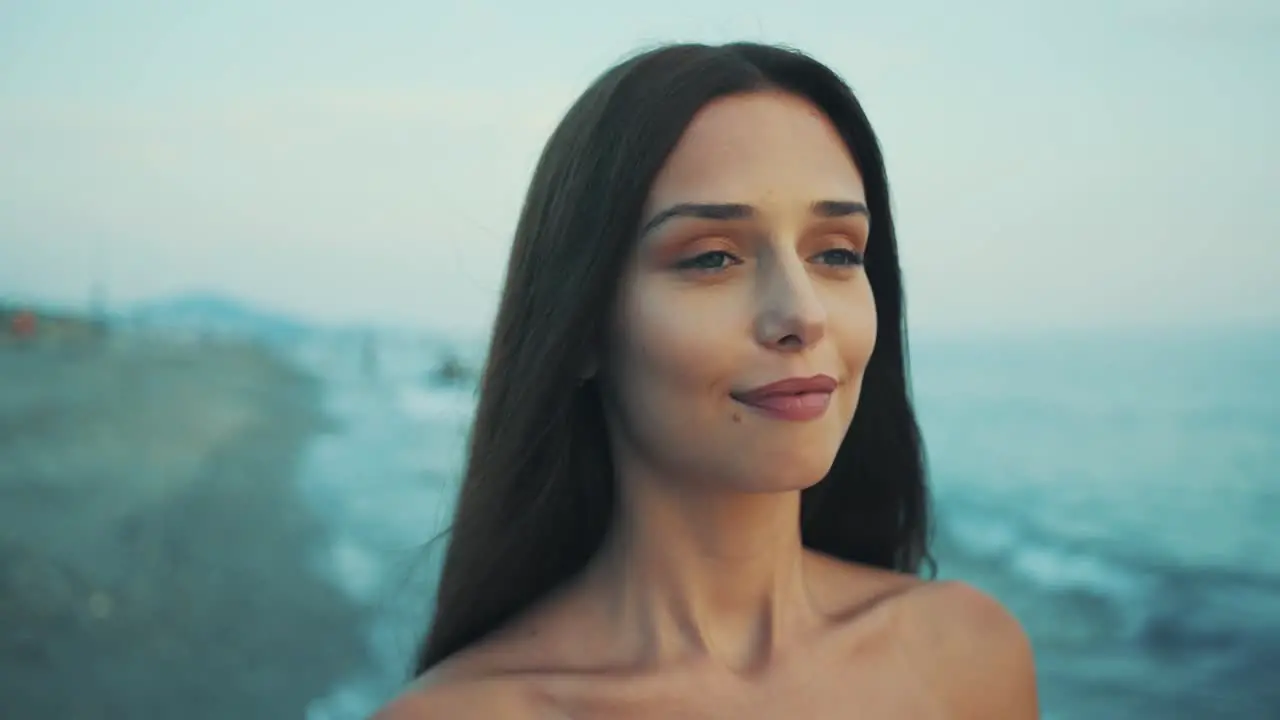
top-left (0, 330), bottom-right (370, 719)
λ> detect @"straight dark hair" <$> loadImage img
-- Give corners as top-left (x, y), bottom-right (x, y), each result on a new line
top-left (415, 41), bottom-right (931, 675)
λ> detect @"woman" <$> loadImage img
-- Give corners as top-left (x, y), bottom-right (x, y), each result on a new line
top-left (377, 42), bottom-right (1038, 718)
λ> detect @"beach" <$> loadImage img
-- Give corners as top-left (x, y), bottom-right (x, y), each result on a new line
top-left (0, 327), bottom-right (371, 719)
top-left (2, 313), bottom-right (1276, 719)
top-left (299, 324), bottom-right (1280, 719)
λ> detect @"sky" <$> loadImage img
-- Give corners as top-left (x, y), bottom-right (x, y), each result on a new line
top-left (1, 0), bottom-right (1277, 335)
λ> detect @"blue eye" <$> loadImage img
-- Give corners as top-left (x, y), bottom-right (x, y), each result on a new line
top-left (815, 248), bottom-right (865, 267)
top-left (676, 251), bottom-right (740, 271)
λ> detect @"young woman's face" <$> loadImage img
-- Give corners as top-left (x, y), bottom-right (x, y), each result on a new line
top-left (603, 91), bottom-right (877, 494)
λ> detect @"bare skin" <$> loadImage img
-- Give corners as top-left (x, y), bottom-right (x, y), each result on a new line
top-left (377, 567), bottom-right (1035, 719)
top-left (374, 91), bottom-right (1038, 719)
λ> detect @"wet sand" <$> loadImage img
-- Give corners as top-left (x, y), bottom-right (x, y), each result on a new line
top-left (0, 329), bottom-right (370, 719)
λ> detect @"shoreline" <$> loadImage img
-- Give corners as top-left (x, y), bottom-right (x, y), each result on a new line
top-left (0, 330), bottom-right (372, 719)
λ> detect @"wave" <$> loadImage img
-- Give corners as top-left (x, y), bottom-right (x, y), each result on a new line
top-left (938, 494), bottom-right (1280, 697)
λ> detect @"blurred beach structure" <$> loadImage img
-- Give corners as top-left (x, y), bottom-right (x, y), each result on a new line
top-left (1, 295), bottom-right (1277, 719)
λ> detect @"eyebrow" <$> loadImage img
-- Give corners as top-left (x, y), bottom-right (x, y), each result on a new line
top-left (639, 199), bottom-right (869, 237)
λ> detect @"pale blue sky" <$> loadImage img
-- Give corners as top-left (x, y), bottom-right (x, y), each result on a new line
top-left (2, 0), bottom-right (1277, 334)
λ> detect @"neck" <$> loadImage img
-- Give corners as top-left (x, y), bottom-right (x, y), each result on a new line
top-left (589, 475), bottom-right (822, 672)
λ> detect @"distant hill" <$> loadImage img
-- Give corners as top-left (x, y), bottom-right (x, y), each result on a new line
top-left (127, 293), bottom-right (311, 341)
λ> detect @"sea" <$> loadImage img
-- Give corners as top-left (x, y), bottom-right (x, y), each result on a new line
top-left (286, 326), bottom-right (1280, 720)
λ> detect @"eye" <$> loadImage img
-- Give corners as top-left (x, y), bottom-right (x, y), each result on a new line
top-left (813, 248), bottom-right (865, 267)
top-left (675, 250), bottom-right (742, 272)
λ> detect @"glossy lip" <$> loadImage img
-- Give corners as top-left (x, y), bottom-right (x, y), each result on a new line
top-left (731, 374), bottom-right (838, 421)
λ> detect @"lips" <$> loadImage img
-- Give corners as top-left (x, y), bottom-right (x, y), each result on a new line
top-left (730, 374), bottom-right (837, 422)
top-left (732, 374), bottom-right (838, 403)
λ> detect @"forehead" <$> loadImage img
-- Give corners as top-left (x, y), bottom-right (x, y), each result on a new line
top-left (645, 91), bottom-right (866, 212)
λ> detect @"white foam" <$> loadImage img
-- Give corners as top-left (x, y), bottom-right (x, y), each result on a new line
top-left (397, 385), bottom-right (476, 424)
top-left (945, 512), bottom-right (1022, 555)
top-left (945, 505), bottom-right (1150, 599)
top-left (1010, 544), bottom-right (1143, 596)
top-left (323, 536), bottom-right (386, 605)
top-left (288, 335), bottom-right (465, 718)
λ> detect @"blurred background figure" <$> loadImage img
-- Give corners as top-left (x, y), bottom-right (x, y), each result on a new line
top-left (1, 1), bottom-right (1277, 719)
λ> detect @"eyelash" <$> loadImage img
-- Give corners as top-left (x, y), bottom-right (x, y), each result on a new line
top-left (676, 251), bottom-right (741, 271)
top-left (815, 248), bottom-right (866, 267)
top-left (675, 248), bottom-right (865, 272)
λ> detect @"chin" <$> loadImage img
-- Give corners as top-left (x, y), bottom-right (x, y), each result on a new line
top-left (730, 450), bottom-right (839, 494)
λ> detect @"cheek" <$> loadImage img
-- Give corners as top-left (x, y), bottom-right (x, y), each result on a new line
top-left (614, 282), bottom-right (729, 402)
top-left (606, 281), bottom-right (739, 455)
top-left (829, 272), bottom-right (876, 350)
top-left (845, 282), bottom-right (877, 368)
top-left (827, 279), bottom-right (877, 419)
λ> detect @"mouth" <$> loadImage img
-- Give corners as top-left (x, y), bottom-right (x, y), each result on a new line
top-left (730, 374), bottom-right (837, 422)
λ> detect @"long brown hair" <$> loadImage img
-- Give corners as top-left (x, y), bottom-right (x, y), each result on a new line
top-left (415, 42), bottom-right (931, 674)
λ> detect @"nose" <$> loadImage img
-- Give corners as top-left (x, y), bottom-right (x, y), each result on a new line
top-left (753, 256), bottom-right (826, 352)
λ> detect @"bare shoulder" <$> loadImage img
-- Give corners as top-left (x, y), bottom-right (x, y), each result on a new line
top-left (367, 660), bottom-right (555, 720)
top-left (369, 586), bottom-right (594, 719)
top-left (897, 580), bottom-right (1040, 719)
top-left (804, 556), bottom-right (1036, 716)
top-left (803, 551), bottom-right (926, 622)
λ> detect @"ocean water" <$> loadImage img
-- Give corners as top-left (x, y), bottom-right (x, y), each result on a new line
top-left (915, 329), bottom-right (1280, 718)
top-left (292, 327), bottom-right (1280, 719)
